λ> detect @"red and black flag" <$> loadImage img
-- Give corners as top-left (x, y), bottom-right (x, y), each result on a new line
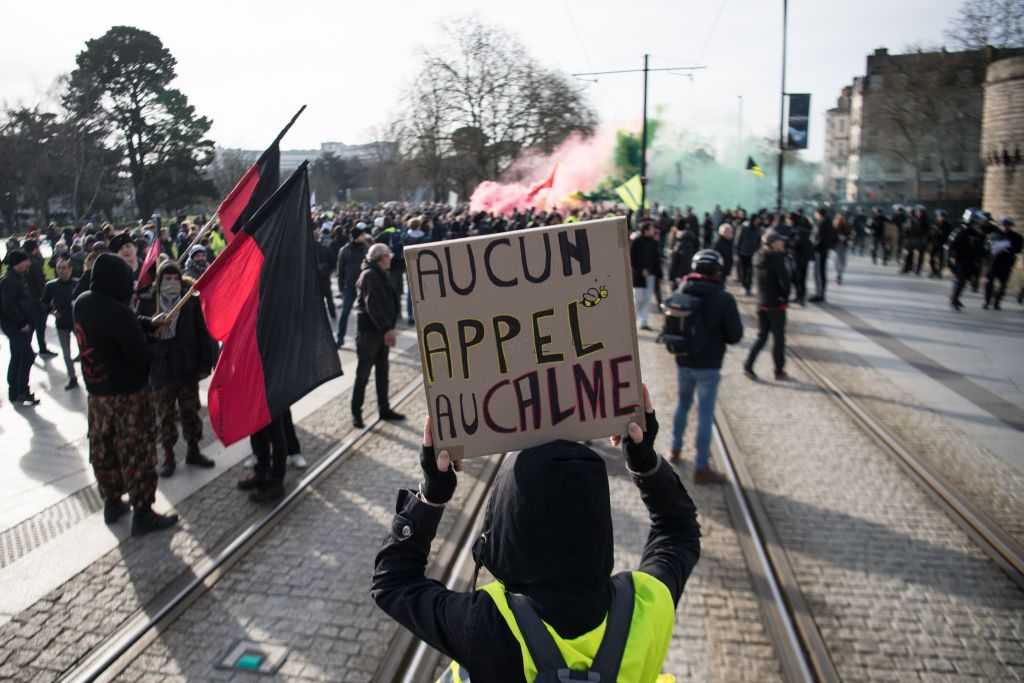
top-left (196, 161), bottom-right (341, 445)
top-left (217, 105), bottom-right (306, 243)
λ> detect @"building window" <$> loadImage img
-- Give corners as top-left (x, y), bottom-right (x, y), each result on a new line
top-left (952, 156), bottom-right (965, 173)
top-left (838, 142), bottom-right (846, 156)
top-left (838, 119), bottom-right (846, 133)
top-left (921, 156), bottom-right (933, 173)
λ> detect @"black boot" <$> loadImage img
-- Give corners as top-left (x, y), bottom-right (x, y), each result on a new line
top-left (352, 413), bottom-right (365, 429)
top-left (103, 499), bottom-right (130, 524)
top-left (380, 409), bottom-right (406, 421)
top-left (238, 472), bottom-right (267, 491)
top-left (249, 479), bottom-right (285, 504)
top-left (185, 442), bottom-right (215, 468)
top-left (131, 507), bottom-right (179, 536)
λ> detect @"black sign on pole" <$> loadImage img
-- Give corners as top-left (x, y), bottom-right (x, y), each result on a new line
top-left (786, 93), bottom-right (810, 150)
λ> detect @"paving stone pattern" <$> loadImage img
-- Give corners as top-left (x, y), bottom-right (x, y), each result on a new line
top-left (720, 303), bottom-right (1024, 681)
top-left (0, 353), bottom-right (423, 683)
top-left (791, 306), bottom-right (1024, 554)
top-left (113, 391), bottom-right (490, 683)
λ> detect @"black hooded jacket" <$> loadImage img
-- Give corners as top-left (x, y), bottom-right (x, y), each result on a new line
top-left (754, 249), bottom-right (792, 309)
top-left (371, 442), bottom-right (701, 681)
top-left (675, 275), bottom-right (743, 369)
top-left (73, 254), bottom-right (153, 396)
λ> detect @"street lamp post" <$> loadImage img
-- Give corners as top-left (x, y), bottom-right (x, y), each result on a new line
top-left (777, 0), bottom-right (789, 212)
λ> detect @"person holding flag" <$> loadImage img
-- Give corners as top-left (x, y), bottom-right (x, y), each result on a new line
top-left (177, 162), bottom-right (340, 499)
top-left (138, 260), bottom-right (216, 478)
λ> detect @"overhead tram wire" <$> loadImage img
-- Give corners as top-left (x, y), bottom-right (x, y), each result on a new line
top-left (570, 58), bottom-right (706, 213)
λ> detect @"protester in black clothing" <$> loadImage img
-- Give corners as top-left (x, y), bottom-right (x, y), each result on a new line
top-left (668, 223), bottom-right (699, 287)
top-left (786, 215), bottom-right (811, 305)
top-left (869, 208), bottom-right (887, 265)
top-left (315, 226), bottom-right (336, 319)
top-left (74, 253), bottom-right (178, 534)
top-left (372, 385), bottom-right (700, 680)
top-left (948, 211), bottom-right (988, 311)
top-left (852, 207), bottom-right (868, 255)
top-left (239, 416), bottom-right (289, 503)
top-left (983, 216), bottom-right (1023, 310)
top-left (21, 240), bottom-right (55, 356)
top-left (902, 206), bottom-right (929, 275)
top-left (137, 261), bottom-right (216, 477)
top-left (744, 232), bottom-right (792, 381)
top-left (631, 221), bottom-right (661, 330)
top-left (809, 209), bottom-right (835, 302)
top-left (734, 219), bottom-right (762, 296)
top-left (351, 243), bottom-right (404, 428)
top-left (41, 258), bottom-right (79, 390)
top-left (701, 213), bottom-right (714, 248)
top-left (712, 223), bottom-right (735, 282)
top-left (336, 226), bottom-right (369, 347)
top-left (929, 210), bottom-right (954, 278)
top-left (1, 250), bottom-right (38, 405)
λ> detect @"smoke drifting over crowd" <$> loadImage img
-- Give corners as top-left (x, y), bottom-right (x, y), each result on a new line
top-left (468, 107), bottom-right (820, 215)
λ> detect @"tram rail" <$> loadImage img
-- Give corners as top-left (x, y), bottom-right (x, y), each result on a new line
top-left (60, 376), bottom-right (427, 683)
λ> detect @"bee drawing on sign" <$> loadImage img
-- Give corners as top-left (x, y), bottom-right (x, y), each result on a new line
top-left (580, 286), bottom-right (609, 308)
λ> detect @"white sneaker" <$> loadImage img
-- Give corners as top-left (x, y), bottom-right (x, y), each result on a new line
top-left (289, 454), bottom-right (307, 469)
top-left (244, 455), bottom-right (257, 468)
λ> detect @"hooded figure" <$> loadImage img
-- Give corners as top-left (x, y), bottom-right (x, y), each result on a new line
top-left (73, 253), bottom-right (179, 534)
top-left (372, 397), bottom-right (701, 681)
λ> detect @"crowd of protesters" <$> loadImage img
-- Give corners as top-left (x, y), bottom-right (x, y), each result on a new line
top-left (0, 198), bottom-right (1020, 534)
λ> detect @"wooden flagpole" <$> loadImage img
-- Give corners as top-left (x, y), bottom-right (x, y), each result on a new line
top-left (177, 214), bottom-right (220, 266)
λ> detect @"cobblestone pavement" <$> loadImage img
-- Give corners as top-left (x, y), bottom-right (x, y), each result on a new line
top-left (721, 300), bottom-right (1024, 681)
top-left (788, 302), bottom-right (1024, 555)
top-left (0, 352), bottom-right (424, 682)
top-left (113, 391), bottom-right (490, 683)
top-left (107, 327), bottom-right (785, 683)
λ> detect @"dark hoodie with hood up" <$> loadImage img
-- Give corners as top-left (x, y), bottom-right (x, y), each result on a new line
top-left (371, 440), bottom-right (701, 680)
top-left (675, 273), bottom-right (743, 369)
top-left (73, 253), bottom-right (154, 396)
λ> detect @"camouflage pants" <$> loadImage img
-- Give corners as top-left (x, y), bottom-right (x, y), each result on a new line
top-left (87, 389), bottom-right (158, 509)
top-left (152, 382), bottom-right (203, 455)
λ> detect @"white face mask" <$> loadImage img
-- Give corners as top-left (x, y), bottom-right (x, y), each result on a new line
top-left (160, 280), bottom-right (182, 298)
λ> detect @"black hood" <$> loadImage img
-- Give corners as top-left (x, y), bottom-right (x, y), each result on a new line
top-left (90, 253), bottom-right (134, 303)
top-left (474, 440), bottom-right (613, 601)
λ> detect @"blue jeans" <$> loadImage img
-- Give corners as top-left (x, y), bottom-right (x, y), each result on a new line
top-left (336, 289), bottom-right (358, 343)
top-left (671, 366), bottom-right (721, 469)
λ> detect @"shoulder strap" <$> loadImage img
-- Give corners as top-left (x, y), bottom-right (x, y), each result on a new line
top-left (506, 593), bottom-right (569, 672)
top-left (589, 573), bottom-right (636, 679)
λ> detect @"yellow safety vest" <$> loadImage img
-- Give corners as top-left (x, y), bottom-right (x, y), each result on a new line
top-left (209, 230), bottom-right (226, 257)
top-left (437, 571), bottom-right (676, 683)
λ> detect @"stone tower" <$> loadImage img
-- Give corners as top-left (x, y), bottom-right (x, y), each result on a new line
top-left (981, 55), bottom-right (1024, 222)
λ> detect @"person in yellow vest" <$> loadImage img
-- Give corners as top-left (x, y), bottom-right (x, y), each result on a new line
top-left (208, 226), bottom-right (227, 257)
top-left (371, 384), bottom-right (700, 682)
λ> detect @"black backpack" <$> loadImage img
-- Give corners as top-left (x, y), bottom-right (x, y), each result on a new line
top-left (507, 573), bottom-right (635, 682)
top-left (658, 290), bottom-right (711, 358)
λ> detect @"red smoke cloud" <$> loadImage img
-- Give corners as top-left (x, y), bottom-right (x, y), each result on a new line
top-left (469, 131), bottom-right (613, 214)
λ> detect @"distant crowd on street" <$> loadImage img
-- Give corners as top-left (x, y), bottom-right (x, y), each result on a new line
top-left (0, 198), bottom-right (1020, 534)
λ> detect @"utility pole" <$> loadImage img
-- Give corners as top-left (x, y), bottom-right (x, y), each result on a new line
top-left (737, 95), bottom-right (744, 154)
top-left (572, 57), bottom-right (705, 220)
top-left (777, 0), bottom-right (788, 212)
top-left (640, 54), bottom-right (650, 216)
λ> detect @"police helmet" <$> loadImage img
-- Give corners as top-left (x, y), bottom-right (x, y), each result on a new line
top-left (692, 249), bottom-right (724, 275)
top-left (963, 208), bottom-right (987, 225)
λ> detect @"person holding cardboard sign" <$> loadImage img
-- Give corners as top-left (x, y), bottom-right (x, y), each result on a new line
top-left (372, 384), bottom-right (701, 681)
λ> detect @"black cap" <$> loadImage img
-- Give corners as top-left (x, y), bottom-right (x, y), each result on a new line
top-left (349, 226), bottom-right (365, 240)
top-left (4, 249), bottom-right (28, 267)
top-left (109, 233), bottom-right (134, 253)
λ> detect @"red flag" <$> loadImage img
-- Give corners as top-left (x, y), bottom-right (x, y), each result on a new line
top-left (217, 105), bottom-right (305, 243)
top-left (525, 162), bottom-right (558, 202)
top-left (195, 162), bottom-right (341, 445)
top-left (136, 238), bottom-right (162, 290)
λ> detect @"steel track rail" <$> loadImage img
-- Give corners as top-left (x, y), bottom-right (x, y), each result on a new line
top-left (371, 453), bottom-right (507, 683)
top-left (789, 348), bottom-right (1024, 591)
top-left (61, 376), bottom-right (427, 683)
top-left (713, 412), bottom-right (840, 683)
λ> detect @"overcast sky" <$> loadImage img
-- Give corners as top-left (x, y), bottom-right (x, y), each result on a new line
top-left (3, 0), bottom-right (965, 161)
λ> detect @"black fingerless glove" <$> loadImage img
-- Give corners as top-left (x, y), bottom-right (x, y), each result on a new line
top-left (418, 445), bottom-right (457, 505)
top-left (623, 410), bottom-right (659, 473)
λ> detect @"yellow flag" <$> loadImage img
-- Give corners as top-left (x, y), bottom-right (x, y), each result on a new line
top-left (615, 175), bottom-right (647, 210)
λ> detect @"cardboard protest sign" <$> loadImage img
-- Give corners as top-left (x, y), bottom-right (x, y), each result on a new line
top-left (405, 217), bottom-right (645, 458)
